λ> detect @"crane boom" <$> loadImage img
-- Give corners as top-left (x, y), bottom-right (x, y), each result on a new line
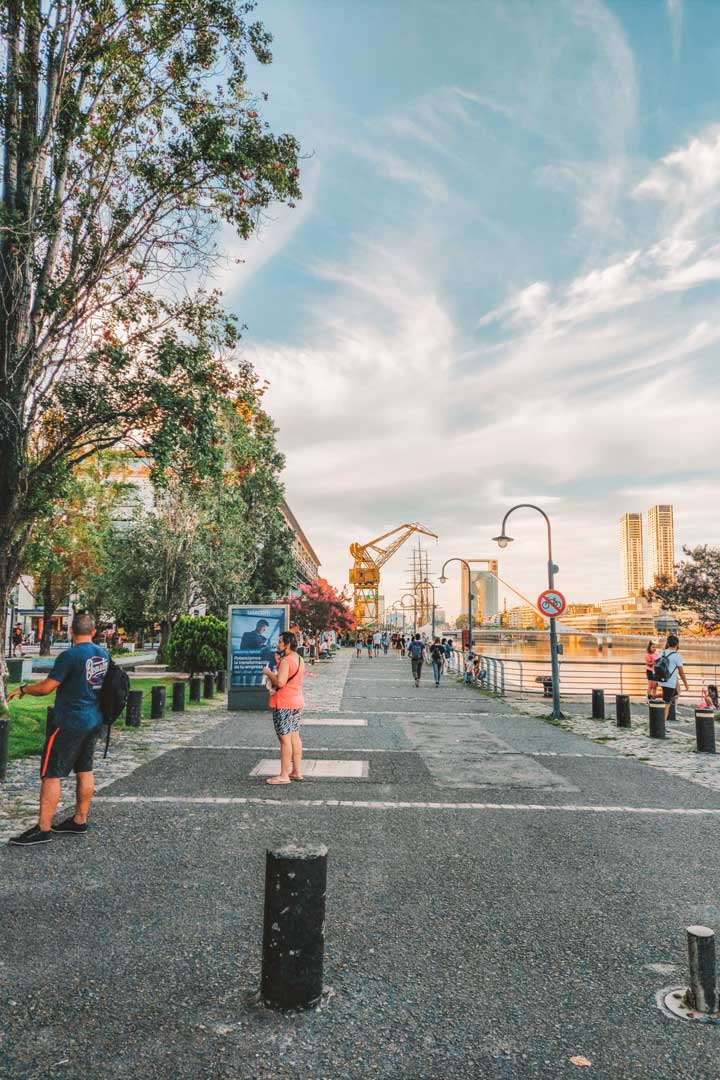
top-left (349, 522), bottom-right (438, 629)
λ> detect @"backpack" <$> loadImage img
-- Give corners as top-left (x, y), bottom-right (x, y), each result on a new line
top-left (653, 650), bottom-right (677, 684)
top-left (99, 658), bottom-right (131, 758)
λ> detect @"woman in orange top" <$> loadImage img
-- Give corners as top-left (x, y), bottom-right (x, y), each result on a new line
top-left (262, 631), bottom-right (305, 785)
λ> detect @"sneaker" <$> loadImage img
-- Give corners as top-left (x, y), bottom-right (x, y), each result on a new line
top-left (51, 817), bottom-right (88, 835)
top-left (8, 824), bottom-right (52, 847)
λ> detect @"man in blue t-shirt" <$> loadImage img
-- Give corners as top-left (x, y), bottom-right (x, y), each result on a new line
top-left (7, 612), bottom-right (110, 847)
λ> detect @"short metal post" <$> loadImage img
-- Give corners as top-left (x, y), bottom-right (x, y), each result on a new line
top-left (0, 717), bottom-right (9, 782)
top-left (695, 710), bottom-right (716, 754)
top-left (216, 670), bottom-right (227, 693)
top-left (171, 681), bottom-right (185, 712)
top-left (189, 677), bottom-right (201, 703)
top-left (261, 843), bottom-right (328, 1009)
top-left (203, 672), bottom-right (214, 699)
top-left (615, 694), bottom-right (631, 728)
top-left (687, 926), bottom-right (718, 1014)
top-left (649, 699), bottom-right (666, 739)
top-left (126, 690), bottom-right (143, 727)
top-left (150, 685), bottom-right (165, 719)
top-left (592, 689), bottom-right (605, 720)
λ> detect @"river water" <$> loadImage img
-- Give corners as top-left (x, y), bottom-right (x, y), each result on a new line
top-left (471, 633), bottom-right (720, 699)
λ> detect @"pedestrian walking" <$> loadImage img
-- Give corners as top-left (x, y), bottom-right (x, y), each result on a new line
top-left (366, 633), bottom-right (374, 659)
top-left (645, 639), bottom-right (660, 700)
top-left (355, 636), bottom-right (363, 659)
top-left (11, 623), bottom-right (23, 657)
top-left (382, 632), bottom-right (389, 655)
top-left (429, 637), bottom-right (445, 686)
top-left (373, 629), bottom-right (381, 657)
top-left (408, 633), bottom-right (427, 688)
top-left (7, 612), bottom-right (110, 847)
top-left (443, 637), bottom-right (452, 673)
top-left (263, 631), bottom-right (305, 785)
top-left (655, 634), bottom-right (689, 724)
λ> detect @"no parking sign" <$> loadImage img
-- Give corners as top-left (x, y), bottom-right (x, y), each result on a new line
top-left (537, 589), bottom-right (566, 618)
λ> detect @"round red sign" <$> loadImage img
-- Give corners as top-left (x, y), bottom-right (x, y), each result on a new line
top-left (537, 589), bottom-right (567, 618)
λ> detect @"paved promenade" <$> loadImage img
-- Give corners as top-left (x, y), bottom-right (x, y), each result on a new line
top-left (2, 650), bottom-right (720, 1078)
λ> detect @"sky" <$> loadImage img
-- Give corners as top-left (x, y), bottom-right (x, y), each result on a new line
top-left (213, 0), bottom-right (720, 620)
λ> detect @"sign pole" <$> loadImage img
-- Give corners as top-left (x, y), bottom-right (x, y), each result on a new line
top-left (546, 569), bottom-right (562, 721)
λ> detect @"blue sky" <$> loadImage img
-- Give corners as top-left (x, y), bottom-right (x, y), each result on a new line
top-left (213, 0), bottom-right (720, 617)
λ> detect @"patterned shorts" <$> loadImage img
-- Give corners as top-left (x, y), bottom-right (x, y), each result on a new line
top-left (273, 708), bottom-right (302, 737)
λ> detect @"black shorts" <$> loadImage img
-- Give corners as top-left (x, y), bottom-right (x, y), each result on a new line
top-left (646, 669), bottom-right (656, 681)
top-left (661, 686), bottom-right (678, 704)
top-left (40, 724), bottom-right (103, 779)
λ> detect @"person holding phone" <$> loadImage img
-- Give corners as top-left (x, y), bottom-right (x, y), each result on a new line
top-left (262, 631), bottom-right (305, 785)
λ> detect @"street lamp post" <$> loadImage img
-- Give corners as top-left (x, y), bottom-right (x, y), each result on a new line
top-left (401, 592), bottom-right (417, 635)
top-left (439, 558), bottom-right (474, 649)
top-left (492, 504), bottom-right (562, 720)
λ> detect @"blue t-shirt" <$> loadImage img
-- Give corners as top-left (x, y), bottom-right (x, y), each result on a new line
top-left (49, 643), bottom-right (110, 731)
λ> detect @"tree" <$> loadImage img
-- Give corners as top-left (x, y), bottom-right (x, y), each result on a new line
top-left (0, 1), bottom-right (300, 704)
top-left (286, 579), bottom-right (356, 636)
top-left (648, 546), bottom-right (720, 634)
top-left (166, 615), bottom-right (226, 675)
top-left (454, 614), bottom-right (482, 630)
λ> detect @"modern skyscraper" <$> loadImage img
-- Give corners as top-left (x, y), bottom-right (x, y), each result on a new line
top-left (620, 513), bottom-right (644, 596)
top-left (460, 560), bottom-right (499, 624)
top-left (647, 505), bottom-right (676, 585)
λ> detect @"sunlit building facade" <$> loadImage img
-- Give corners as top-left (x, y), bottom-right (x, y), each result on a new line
top-left (619, 513), bottom-right (644, 596)
top-left (647, 504), bottom-right (675, 586)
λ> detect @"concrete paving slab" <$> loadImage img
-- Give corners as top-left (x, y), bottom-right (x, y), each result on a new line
top-left (301, 717), bottom-right (368, 726)
top-left (249, 758), bottom-right (369, 778)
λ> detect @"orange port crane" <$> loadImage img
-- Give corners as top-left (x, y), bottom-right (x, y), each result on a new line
top-left (349, 523), bottom-right (438, 629)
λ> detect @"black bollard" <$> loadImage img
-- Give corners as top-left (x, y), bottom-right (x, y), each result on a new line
top-left (0, 717), bottom-right (8, 782)
top-left (687, 926), bottom-right (718, 1014)
top-left (667, 698), bottom-right (677, 723)
top-left (216, 670), bottom-right (227, 694)
top-left (591, 689), bottom-right (605, 720)
top-left (150, 685), bottom-right (165, 720)
top-left (126, 690), bottom-right (143, 727)
top-left (649, 699), bottom-right (666, 739)
top-left (189, 677), bottom-right (202, 703)
top-left (695, 710), bottom-right (716, 754)
top-left (261, 843), bottom-right (328, 1009)
top-left (171, 681), bottom-right (186, 713)
top-left (615, 694), bottom-right (631, 728)
top-left (203, 672), bottom-right (214, 699)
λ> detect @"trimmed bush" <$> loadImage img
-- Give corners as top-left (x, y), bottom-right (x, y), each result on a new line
top-left (166, 615), bottom-right (227, 675)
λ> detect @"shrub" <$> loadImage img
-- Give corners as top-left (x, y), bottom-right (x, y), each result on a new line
top-left (166, 615), bottom-right (227, 675)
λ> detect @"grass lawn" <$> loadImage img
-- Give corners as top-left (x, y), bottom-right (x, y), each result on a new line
top-left (4, 678), bottom-right (211, 761)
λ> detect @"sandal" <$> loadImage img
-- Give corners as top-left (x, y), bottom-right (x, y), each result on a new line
top-left (266, 776), bottom-right (291, 785)
top-left (289, 774), bottom-right (304, 781)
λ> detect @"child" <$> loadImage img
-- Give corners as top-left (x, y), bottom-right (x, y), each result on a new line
top-left (645, 640), bottom-right (659, 701)
top-left (699, 685), bottom-right (719, 710)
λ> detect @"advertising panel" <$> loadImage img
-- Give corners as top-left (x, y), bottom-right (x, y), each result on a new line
top-left (227, 604), bottom-right (290, 710)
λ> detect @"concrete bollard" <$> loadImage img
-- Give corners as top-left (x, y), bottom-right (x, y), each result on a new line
top-left (216, 670), bottom-right (227, 693)
top-left (649, 699), bottom-right (666, 739)
top-left (203, 672), bottom-right (215, 699)
top-left (150, 685), bottom-right (165, 720)
top-left (0, 718), bottom-right (8, 782)
top-left (695, 710), bottom-right (716, 754)
top-left (261, 843), bottom-right (328, 1009)
top-left (171, 681), bottom-right (186, 712)
top-left (591, 689), bottom-right (605, 720)
top-left (686, 926), bottom-right (718, 1014)
top-left (615, 694), bottom-right (631, 728)
top-left (189, 677), bottom-right (202, 703)
top-left (126, 690), bottom-right (143, 727)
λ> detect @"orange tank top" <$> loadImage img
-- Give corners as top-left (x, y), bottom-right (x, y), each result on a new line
top-left (270, 654), bottom-right (305, 710)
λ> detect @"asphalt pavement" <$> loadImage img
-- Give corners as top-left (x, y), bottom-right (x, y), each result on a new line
top-left (2, 648), bottom-right (720, 1079)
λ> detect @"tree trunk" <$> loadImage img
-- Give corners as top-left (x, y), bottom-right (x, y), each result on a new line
top-left (0, 576), bottom-right (11, 713)
top-left (157, 619), bottom-right (171, 663)
top-left (39, 571), bottom-right (54, 655)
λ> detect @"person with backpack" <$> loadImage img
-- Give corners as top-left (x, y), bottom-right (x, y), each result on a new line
top-left (429, 638), bottom-right (445, 686)
top-left (7, 612), bottom-right (111, 847)
top-left (655, 634), bottom-right (689, 724)
top-left (408, 633), bottom-right (428, 687)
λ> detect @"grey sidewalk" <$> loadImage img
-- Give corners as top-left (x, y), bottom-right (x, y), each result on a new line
top-left (2, 649), bottom-right (720, 1079)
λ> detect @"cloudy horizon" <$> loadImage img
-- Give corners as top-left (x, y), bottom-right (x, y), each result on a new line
top-left (214, 0), bottom-right (718, 620)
